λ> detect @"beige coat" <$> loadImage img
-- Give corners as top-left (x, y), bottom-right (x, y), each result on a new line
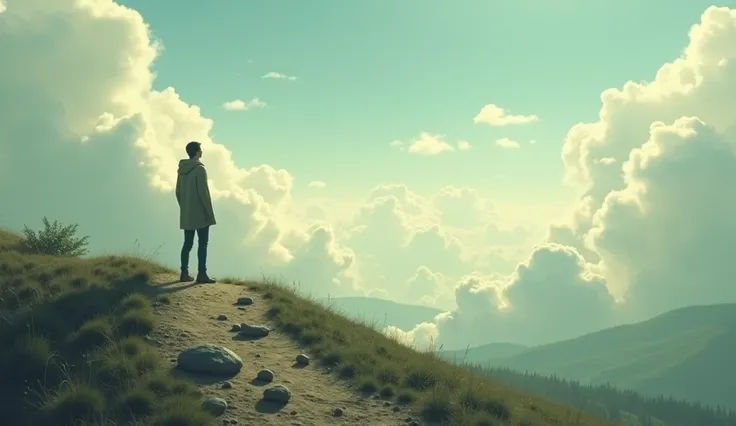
top-left (176, 159), bottom-right (217, 230)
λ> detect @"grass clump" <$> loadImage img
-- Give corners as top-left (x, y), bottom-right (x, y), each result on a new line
top-left (0, 227), bottom-right (213, 426)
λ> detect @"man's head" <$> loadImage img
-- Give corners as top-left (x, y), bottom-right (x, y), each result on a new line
top-left (185, 141), bottom-right (202, 159)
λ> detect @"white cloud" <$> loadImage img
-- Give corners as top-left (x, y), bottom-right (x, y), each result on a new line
top-left (0, 1), bottom-right (6, 14)
top-left (551, 5), bottom-right (736, 319)
top-left (308, 180), bottom-right (326, 189)
top-left (474, 104), bottom-right (539, 127)
top-left (457, 140), bottom-right (471, 150)
top-left (495, 137), bottom-right (521, 149)
top-left (222, 97), bottom-right (266, 111)
top-left (395, 244), bottom-right (618, 349)
top-left (406, 132), bottom-right (455, 155)
top-left (262, 71), bottom-right (297, 81)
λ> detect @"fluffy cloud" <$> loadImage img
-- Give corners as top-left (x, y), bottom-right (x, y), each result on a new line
top-left (262, 71), bottom-right (297, 81)
top-left (391, 132), bottom-right (457, 155)
top-left (495, 137), bottom-right (521, 149)
top-left (222, 97), bottom-right (266, 111)
top-left (551, 6), bottom-right (736, 320)
top-left (474, 104), bottom-right (539, 127)
top-left (457, 140), bottom-right (471, 150)
top-left (395, 244), bottom-right (617, 349)
top-left (0, 0), bottom-right (353, 297)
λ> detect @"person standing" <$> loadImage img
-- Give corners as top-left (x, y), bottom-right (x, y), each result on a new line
top-left (176, 141), bottom-right (217, 283)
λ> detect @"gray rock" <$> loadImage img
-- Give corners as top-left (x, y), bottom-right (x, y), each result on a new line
top-left (332, 407), bottom-right (344, 417)
top-left (257, 368), bottom-right (274, 382)
top-left (177, 344), bottom-right (243, 375)
top-left (263, 384), bottom-right (291, 404)
top-left (295, 354), bottom-right (310, 365)
top-left (236, 296), bottom-right (253, 306)
top-left (238, 323), bottom-right (269, 338)
top-left (222, 381), bottom-right (233, 389)
top-left (217, 314), bottom-right (228, 321)
top-left (202, 397), bottom-right (228, 416)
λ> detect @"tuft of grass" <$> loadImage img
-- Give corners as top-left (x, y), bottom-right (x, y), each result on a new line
top-left (41, 382), bottom-right (106, 426)
top-left (0, 228), bottom-right (210, 426)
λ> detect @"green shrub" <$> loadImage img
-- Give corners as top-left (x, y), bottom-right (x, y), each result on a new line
top-left (21, 217), bottom-right (90, 256)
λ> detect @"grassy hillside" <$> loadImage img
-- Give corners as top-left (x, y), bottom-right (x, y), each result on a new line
top-left (439, 343), bottom-right (529, 365)
top-left (489, 303), bottom-right (736, 410)
top-left (0, 230), bottom-right (213, 426)
top-left (319, 296), bottom-right (443, 331)
top-left (0, 224), bottom-right (615, 426)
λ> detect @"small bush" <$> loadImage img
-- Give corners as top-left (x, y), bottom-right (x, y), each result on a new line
top-left (21, 217), bottom-right (90, 257)
top-left (42, 384), bottom-right (106, 426)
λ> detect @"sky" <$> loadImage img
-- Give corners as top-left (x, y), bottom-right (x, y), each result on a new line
top-left (3, 0), bottom-right (736, 350)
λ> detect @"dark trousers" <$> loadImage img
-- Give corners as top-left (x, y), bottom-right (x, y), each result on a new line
top-left (180, 226), bottom-right (210, 275)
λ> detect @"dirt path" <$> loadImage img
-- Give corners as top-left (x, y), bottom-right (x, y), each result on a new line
top-left (147, 274), bottom-right (419, 426)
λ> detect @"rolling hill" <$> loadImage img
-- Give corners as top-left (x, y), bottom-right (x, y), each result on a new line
top-left (319, 296), bottom-right (443, 331)
top-left (486, 303), bottom-right (736, 410)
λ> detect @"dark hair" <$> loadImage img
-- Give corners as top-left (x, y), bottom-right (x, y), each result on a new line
top-left (185, 141), bottom-right (201, 158)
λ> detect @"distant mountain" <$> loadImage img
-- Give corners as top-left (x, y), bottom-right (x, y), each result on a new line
top-left (439, 342), bottom-right (529, 365)
top-left (319, 296), bottom-right (444, 331)
top-left (488, 303), bottom-right (736, 410)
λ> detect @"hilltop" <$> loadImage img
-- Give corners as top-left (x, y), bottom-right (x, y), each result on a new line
top-left (0, 223), bottom-right (614, 426)
top-left (473, 303), bottom-right (736, 410)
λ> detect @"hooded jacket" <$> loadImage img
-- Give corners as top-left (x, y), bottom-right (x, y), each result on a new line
top-left (176, 159), bottom-right (217, 230)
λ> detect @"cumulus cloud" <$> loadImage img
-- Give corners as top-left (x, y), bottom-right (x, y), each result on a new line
top-left (222, 97), bottom-right (265, 111)
top-left (550, 5), bottom-right (736, 319)
top-left (474, 104), bottom-right (539, 127)
top-left (395, 244), bottom-right (617, 349)
top-left (0, 0), bottom-right (355, 298)
top-left (262, 71), bottom-right (297, 81)
top-left (495, 137), bottom-right (521, 149)
top-left (308, 180), bottom-right (326, 189)
top-left (391, 133), bottom-right (472, 156)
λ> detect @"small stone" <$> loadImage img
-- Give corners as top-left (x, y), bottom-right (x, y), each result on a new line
top-left (295, 354), bottom-right (310, 365)
top-left (383, 401), bottom-right (391, 407)
top-left (263, 384), bottom-right (291, 404)
top-left (222, 381), bottom-right (233, 389)
top-left (290, 410), bottom-right (298, 416)
top-left (230, 324), bottom-right (242, 332)
top-left (392, 406), bottom-right (400, 412)
top-left (255, 353), bottom-right (261, 358)
top-left (236, 296), bottom-right (253, 306)
top-left (332, 407), bottom-right (344, 417)
top-left (202, 397), bottom-right (228, 416)
top-left (238, 306), bottom-right (246, 311)
top-left (217, 314), bottom-right (228, 321)
top-left (257, 369), bottom-right (275, 382)
top-left (229, 420), bottom-right (239, 425)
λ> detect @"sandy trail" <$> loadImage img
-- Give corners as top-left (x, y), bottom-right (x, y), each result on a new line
top-left (147, 274), bottom-right (419, 426)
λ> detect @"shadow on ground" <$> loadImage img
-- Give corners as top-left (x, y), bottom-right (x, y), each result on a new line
top-left (255, 399), bottom-right (288, 414)
top-left (169, 366), bottom-right (238, 386)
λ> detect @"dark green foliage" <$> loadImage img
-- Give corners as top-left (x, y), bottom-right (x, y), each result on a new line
top-left (21, 217), bottom-right (90, 256)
